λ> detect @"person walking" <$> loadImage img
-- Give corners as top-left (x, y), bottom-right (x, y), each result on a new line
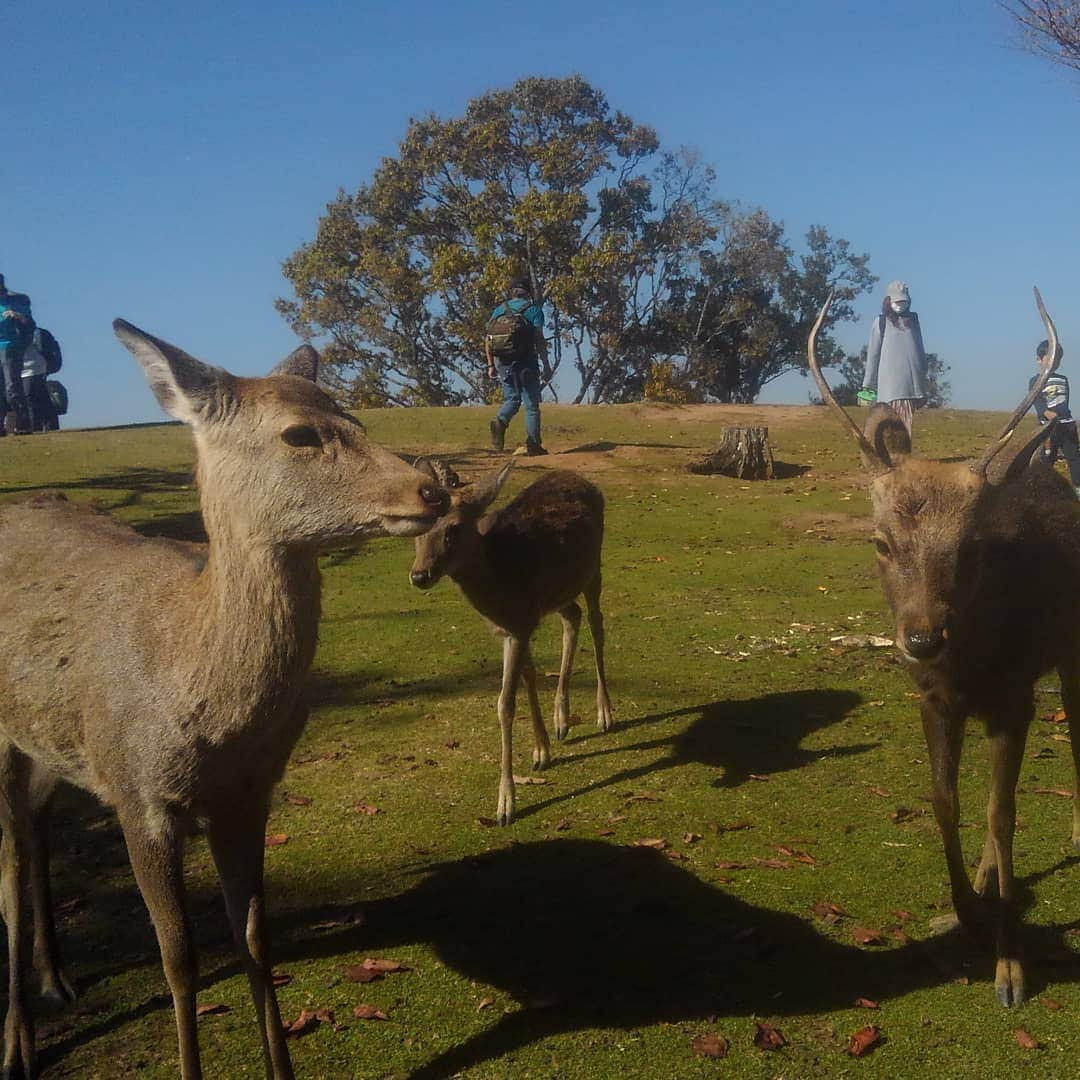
top-left (0, 273), bottom-right (35, 434)
top-left (860, 280), bottom-right (928, 436)
top-left (21, 328), bottom-right (60, 431)
top-left (485, 278), bottom-right (551, 456)
top-left (1029, 338), bottom-right (1080, 496)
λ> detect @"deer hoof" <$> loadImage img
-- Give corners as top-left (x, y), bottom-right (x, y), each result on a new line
top-left (995, 957), bottom-right (1026, 1007)
top-left (496, 790), bottom-right (516, 827)
top-left (532, 747), bottom-right (550, 770)
top-left (40, 973), bottom-right (77, 1007)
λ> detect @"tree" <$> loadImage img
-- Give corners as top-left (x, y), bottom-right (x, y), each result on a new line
top-left (277, 76), bottom-right (718, 406)
top-left (1002, 2), bottom-right (1080, 73)
top-left (645, 211), bottom-right (876, 403)
top-left (820, 346), bottom-right (952, 408)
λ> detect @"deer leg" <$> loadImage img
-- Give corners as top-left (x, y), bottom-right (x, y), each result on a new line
top-left (973, 833), bottom-right (998, 898)
top-left (27, 781), bottom-right (75, 1006)
top-left (1057, 660), bottom-right (1080, 848)
top-left (984, 709), bottom-right (1032, 1007)
top-left (521, 648), bottom-right (550, 771)
top-left (0, 745), bottom-right (37, 1080)
top-left (208, 808), bottom-right (294, 1080)
top-left (584, 575), bottom-right (613, 733)
top-left (921, 696), bottom-right (988, 941)
top-left (118, 809), bottom-right (202, 1080)
top-left (552, 603), bottom-right (581, 741)
top-left (496, 635), bottom-right (527, 826)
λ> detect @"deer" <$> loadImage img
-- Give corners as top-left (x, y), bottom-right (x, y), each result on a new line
top-left (0, 320), bottom-right (448, 1079)
top-left (808, 285), bottom-right (1080, 1007)
top-left (409, 461), bottom-right (613, 825)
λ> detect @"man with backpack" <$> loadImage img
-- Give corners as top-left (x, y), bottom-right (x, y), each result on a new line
top-left (21, 327), bottom-right (62, 431)
top-left (0, 273), bottom-right (35, 434)
top-left (485, 277), bottom-right (551, 456)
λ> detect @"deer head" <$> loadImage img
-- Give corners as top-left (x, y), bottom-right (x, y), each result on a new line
top-left (409, 459), bottom-right (514, 588)
top-left (114, 320), bottom-right (448, 548)
top-left (807, 289), bottom-right (1058, 662)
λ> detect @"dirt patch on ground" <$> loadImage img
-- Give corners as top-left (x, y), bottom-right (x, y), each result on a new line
top-left (781, 510), bottom-right (870, 540)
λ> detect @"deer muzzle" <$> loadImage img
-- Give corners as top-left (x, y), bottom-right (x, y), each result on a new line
top-left (901, 626), bottom-right (946, 661)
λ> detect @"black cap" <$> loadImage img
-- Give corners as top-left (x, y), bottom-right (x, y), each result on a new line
top-left (509, 277), bottom-right (530, 294)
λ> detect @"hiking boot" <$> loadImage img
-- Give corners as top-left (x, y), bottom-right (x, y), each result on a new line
top-left (525, 439), bottom-right (549, 457)
top-left (490, 418), bottom-right (506, 451)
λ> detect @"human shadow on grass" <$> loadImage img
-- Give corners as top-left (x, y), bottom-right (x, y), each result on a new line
top-left (0, 466), bottom-right (195, 500)
top-left (272, 839), bottom-right (1080, 1078)
top-left (514, 688), bottom-right (873, 821)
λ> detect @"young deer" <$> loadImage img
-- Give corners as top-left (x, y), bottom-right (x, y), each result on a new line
top-left (0, 321), bottom-right (447, 1079)
top-left (808, 287), bottom-right (1078, 1007)
top-left (409, 461), bottom-right (613, 825)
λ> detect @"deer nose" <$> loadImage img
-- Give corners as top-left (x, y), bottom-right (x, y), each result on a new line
top-left (903, 628), bottom-right (945, 660)
top-left (410, 569), bottom-right (432, 589)
top-left (419, 483), bottom-right (448, 513)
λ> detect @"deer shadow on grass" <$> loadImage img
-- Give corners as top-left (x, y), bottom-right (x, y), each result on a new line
top-left (515, 688), bottom-right (873, 821)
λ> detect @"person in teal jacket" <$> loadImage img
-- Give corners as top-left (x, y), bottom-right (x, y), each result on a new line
top-left (0, 274), bottom-right (34, 434)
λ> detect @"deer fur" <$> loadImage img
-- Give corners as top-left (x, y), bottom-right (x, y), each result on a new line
top-left (0, 321), bottom-right (447, 1079)
top-left (808, 288), bottom-right (1079, 1007)
top-left (409, 462), bottom-right (613, 825)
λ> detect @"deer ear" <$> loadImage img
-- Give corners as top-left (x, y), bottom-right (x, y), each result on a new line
top-left (863, 405), bottom-right (911, 469)
top-left (272, 344), bottom-right (319, 382)
top-left (114, 319), bottom-right (230, 426)
top-left (466, 460), bottom-right (514, 511)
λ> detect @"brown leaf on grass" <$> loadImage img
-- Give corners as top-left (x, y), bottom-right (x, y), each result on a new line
top-left (864, 784), bottom-right (890, 798)
top-left (1041, 997), bottom-right (1064, 1011)
top-left (344, 965), bottom-right (380, 984)
top-left (196, 1003), bottom-right (231, 1017)
top-left (748, 773), bottom-right (770, 782)
top-left (691, 1032), bottom-right (729, 1059)
top-left (283, 1008), bottom-right (334, 1038)
top-left (852, 927), bottom-right (883, 946)
top-left (710, 819), bottom-right (753, 833)
top-left (265, 833), bottom-right (289, 848)
top-left (284, 792), bottom-right (312, 807)
top-left (1015, 1028), bottom-right (1042, 1050)
top-left (597, 828), bottom-right (616, 837)
top-left (272, 971), bottom-right (292, 988)
top-left (312, 909), bottom-right (364, 930)
top-left (1041, 709), bottom-right (1067, 723)
top-left (634, 838), bottom-right (668, 850)
top-left (777, 845), bottom-right (816, 865)
top-left (854, 997), bottom-right (879, 1010)
top-left (477, 817), bottom-right (497, 828)
top-left (890, 909), bottom-right (912, 922)
top-left (1030, 788), bottom-right (1073, 798)
top-left (362, 957), bottom-right (409, 974)
top-left (512, 775), bottom-right (550, 785)
top-left (753, 857), bottom-right (791, 870)
top-left (715, 860), bottom-right (747, 870)
top-left (889, 806), bottom-right (921, 824)
top-left (553, 818), bottom-right (571, 832)
top-left (608, 813), bottom-right (628, 824)
top-left (753, 1021), bottom-right (787, 1050)
top-left (665, 849), bottom-right (687, 861)
top-left (53, 897), bottom-right (83, 918)
top-left (846, 1025), bottom-right (881, 1057)
top-left (811, 900), bottom-right (847, 924)
top-left (353, 802), bottom-right (381, 815)
top-left (683, 832), bottom-right (702, 844)
top-left (476, 997), bottom-right (495, 1012)
top-left (353, 1004), bottom-right (390, 1021)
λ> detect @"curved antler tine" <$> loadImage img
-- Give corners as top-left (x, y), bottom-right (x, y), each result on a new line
top-left (431, 460), bottom-right (462, 489)
top-left (971, 286), bottom-right (1059, 478)
top-left (806, 291), bottom-right (889, 475)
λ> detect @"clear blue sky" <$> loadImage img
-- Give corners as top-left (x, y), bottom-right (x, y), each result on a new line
top-left (7, 0), bottom-right (1080, 427)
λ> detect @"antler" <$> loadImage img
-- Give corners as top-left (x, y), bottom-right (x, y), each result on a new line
top-left (806, 292), bottom-right (890, 475)
top-left (970, 286), bottom-right (1058, 478)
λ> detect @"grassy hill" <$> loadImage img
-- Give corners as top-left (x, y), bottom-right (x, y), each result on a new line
top-left (5, 403), bottom-right (1078, 1078)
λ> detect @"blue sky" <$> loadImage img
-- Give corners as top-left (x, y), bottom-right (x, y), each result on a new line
top-left (6, 0), bottom-right (1080, 427)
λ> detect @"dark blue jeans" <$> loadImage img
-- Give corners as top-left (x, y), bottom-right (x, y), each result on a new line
top-left (0, 342), bottom-right (30, 430)
top-left (496, 363), bottom-right (541, 445)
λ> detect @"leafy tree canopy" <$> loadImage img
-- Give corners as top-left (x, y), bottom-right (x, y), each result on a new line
top-left (278, 76), bottom-right (874, 406)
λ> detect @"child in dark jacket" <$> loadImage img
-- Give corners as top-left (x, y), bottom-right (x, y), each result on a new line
top-left (1030, 338), bottom-right (1080, 496)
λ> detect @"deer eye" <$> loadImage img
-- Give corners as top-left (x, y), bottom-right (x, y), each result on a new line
top-left (281, 424), bottom-right (323, 449)
top-left (872, 537), bottom-right (892, 559)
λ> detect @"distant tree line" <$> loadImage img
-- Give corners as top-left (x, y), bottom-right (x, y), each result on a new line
top-left (278, 76), bottom-right (876, 408)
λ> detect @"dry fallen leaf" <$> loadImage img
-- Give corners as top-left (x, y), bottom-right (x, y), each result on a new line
top-left (691, 1032), bottom-right (729, 1059)
top-left (597, 828), bottom-right (616, 837)
top-left (753, 1021), bottom-right (787, 1051)
top-left (683, 832), bottom-right (702, 844)
top-left (1041, 709), bottom-right (1067, 723)
top-left (344, 965), bottom-right (380, 984)
top-left (512, 775), bottom-right (550, 785)
top-left (715, 860), bottom-right (747, 870)
top-left (353, 1004), bottom-right (390, 1021)
top-left (753, 857), bottom-right (791, 870)
top-left (312, 909), bottom-right (364, 930)
top-left (477, 817), bottom-right (497, 828)
top-left (748, 773), bottom-right (770, 782)
top-left (476, 997), bottom-right (495, 1012)
top-left (196, 1003), bottom-right (231, 1017)
top-left (265, 833), bottom-right (289, 848)
top-left (1029, 788), bottom-right (1072, 798)
top-left (846, 1024), bottom-right (882, 1057)
top-left (1015, 1028), bottom-right (1042, 1050)
top-left (54, 898), bottom-right (83, 918)
top-left (634, 838), bottom-right (668, 850)
top-left (284, 792), bottom-right (312, 807)
top-left (360, 957), bottom-right (408, 974)
top-left (1041, 997), bottom-right (1064, 1012)
top-left (272, 971), bottom-right (292, 988)
top-left (854, 997), bottom-right (879, 1010)
top-left (353, 803), bottom-right (381, 815)
top-left (553, 818), bottom-right (571, 832)
top-left (283, 1008), bottom-right (334, 1038)
top-left (710, 819), bottom-right (753, 833)
top-left (852, 927), bottom-right (883, 946)
top-left (811, 900), bottom-right (847, 923)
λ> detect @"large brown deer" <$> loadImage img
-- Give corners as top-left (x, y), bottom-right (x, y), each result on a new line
top-left (0, 321), bottom-right (447, 1079)
top-left (409, 462), bottom-right (613, 825)
top-left (808, 287), bottom-right (1079, 1007)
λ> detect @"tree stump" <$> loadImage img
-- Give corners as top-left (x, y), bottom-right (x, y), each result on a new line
top-left (688, 426), bottom-right (775, 480)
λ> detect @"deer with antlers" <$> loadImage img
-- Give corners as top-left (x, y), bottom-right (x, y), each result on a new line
top-left (409, 461), bottom-right (613, 825)
top-left (0, 322), bottom-right (447, 1078)
top-left (808, 286), bottom-right (1079, 1006)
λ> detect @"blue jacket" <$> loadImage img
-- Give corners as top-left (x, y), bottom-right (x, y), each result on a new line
top-left (0, 291), bottom-right (34, 346)
top-left (863, 312), bottom-right (927, 403)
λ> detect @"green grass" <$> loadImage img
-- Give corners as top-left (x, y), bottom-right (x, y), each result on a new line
top-left (6, 403), bottom-right (1080, 1078)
